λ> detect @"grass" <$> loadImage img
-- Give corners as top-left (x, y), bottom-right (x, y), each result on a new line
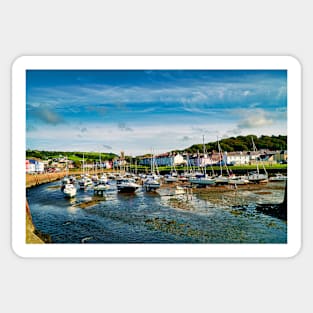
top-left (129, 164), bottom-right (287, 173)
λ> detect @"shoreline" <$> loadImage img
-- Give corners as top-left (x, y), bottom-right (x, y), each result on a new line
top-left (26, 200), bottom-right (44, 244)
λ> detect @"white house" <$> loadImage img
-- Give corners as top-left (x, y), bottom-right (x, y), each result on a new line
top-left (224, 151), bottom-right (250, 165)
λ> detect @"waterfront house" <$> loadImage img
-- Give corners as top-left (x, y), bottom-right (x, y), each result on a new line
top-left (224, 151), bottom-right (250, 165)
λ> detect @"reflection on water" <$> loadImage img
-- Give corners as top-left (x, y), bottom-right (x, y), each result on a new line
top-left (27, 180), bottom-right (287, 244)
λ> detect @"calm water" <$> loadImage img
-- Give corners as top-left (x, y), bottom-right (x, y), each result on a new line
top-left (27, 180), bottom-right (287, 243)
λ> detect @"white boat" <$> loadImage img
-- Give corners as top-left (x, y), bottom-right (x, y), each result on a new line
top-left (94, 182), bottom-right (110, 191)
top-left (63, 183), bottom-right (77, 198)
top-left (164, 154), bottom-right (179, 183)
top-left (164, 173), bottom-right (178, 183)
top-left (228, 175), bottom-right (249, 185)
top-left (143, 176), bottom-right (161, 191)
top-left (98, 174), bottom-right (108, 184)
top-left (62, 158), bottom-right (77, 197)
top-left (269, 173), bottom-right (287, 181)
top-left (215, 175), bottom-right (229, 185)
top-left (214, 136), bottom-right (230, 185)
top-left (79, 176), bottom-right (93, 189)
top-left (247, 172), bottom-right (268, 183)
top-left (248, 137), bottom-right (268, 183)
top-left (189, 175), bottom-right (216, 186)
top-left (61, 176), bottom-right (71, 190)
top-left (116, 178), bottom-right (140, 193)
top-left (189, 135), bottom-right (216, 186)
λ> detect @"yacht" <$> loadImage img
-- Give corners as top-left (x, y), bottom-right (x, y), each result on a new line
top-left (116, 178), bottom-right (140, 193)
top-left (63, 183), bottom-right (77, 198)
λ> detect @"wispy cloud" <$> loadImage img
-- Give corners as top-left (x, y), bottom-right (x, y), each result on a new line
top-left (235, 109), bottom-right (273, 129)
top-left (27, 75), bottom-right (287, 113)
top-left (26, 70), bottom-right (287, 154)
top-left (30, 104), bottom-right (65, 125)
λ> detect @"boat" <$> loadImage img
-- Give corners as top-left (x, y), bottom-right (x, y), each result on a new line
top-left (143, 172), bottom-right (161, 191)
top-left (247, 137), bottom-right (268, 183)
top-left (93, 181), bottom-right (110, 192)
top-left (116, 178), bottom-right (140, 192)
top-left (78, 154), bottom-right (94, 189)
top-left (164, 154), bottom-right (179, 183)
top-left (143, 152), bottom-right (161, 191)
top-left (164, 173), bottom-right (178, 183)
top-left (61, 176), bottom-right (71, 190)
top-left (215, 136), bottom-right (230, 185)
top-left (98, 173), bottom-right (108, 184)
top-left (63, 183), bottom-right (77, 198)
top-left (79, 176), bottom-right (93, 189)
top-left (143, 177), bottom-right (161, 191)
top-left (269, 173), bottom-right (287, 181)
top-left (62, 158), bottom-right (77, 197)
top-left (247, 171), bottom-right (268, 183)
top-left (189, 175), bottom-right (216, 186)
top-left (189, 136), bottom-right (216, 186)
top-left (228, 175), bottom-right (249, 185)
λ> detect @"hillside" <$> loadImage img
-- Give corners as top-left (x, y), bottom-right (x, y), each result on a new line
top-left (26, 150), bottom-right (118, 163)
top-left (172, 135), bottom-right (287, 154)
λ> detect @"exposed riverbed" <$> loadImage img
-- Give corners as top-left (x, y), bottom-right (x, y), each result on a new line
top-left (27, 180), bottom-right (287, 244)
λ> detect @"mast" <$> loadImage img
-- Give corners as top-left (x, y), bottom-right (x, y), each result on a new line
top-left (217, 136), bottom-right (230, 176)
top-left (82, 153), bottom-right (85, 176)
top-left (203, 135), bottom-right (206, 176)
top-left (217, 136), bottom-right (223, 176)
top-left (251, 137), bottom-right (259, 175)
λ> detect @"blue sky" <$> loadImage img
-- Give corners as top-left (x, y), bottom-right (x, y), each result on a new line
top-left (26, 70), bottom-right (287, 155)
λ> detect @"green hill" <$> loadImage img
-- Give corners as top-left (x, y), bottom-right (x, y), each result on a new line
top-left (26, 150), bottom-right (118, 163)
top-left (172, 134), bottom-right (287, 154)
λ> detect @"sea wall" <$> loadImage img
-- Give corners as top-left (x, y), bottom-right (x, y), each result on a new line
top-left (26, 172), bottom-right (67, 188)
top-left (26, 200), bottom-right (44, 244)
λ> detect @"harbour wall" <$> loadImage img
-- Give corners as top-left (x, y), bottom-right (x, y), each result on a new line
top-left (26, 200), bottom-right (44, 243)
top-left (26, 172), bottom-right (67, 188)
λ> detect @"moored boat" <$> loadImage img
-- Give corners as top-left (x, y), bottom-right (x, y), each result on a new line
top-left (189, 175), bottom-right (216, 186)
top-left (228, 175), bottom-right (249, 185)
top-left (269, 173), bottom-right (287, 181)
top-left (248, 137), bottom-right (268, 184)
top-left (116, 178), bottom-right (140, 192)
top-left (63, 183), bottom-right (77, 198)
top-left (79, 176), bottom-right (93, 189)
top-left (247, 171), bottom-right (268, 183)
top-left (143, 176), bottom-right (161, 191)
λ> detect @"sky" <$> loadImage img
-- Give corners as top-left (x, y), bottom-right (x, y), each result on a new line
top-left (26, 69), bottom-right (287, 156)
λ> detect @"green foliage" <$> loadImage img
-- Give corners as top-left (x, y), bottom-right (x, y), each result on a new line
top-left (174, 135), bottom-right (287, 154)
top-left (26, 150), bottom-right (118, 162)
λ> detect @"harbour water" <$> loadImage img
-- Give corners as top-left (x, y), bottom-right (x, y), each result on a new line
top-left (27, 180), bottom-right (287, 244)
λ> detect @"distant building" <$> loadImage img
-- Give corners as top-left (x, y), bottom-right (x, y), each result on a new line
top-left (139, 153), bottom-right (186, 167)
top-left (224, 151), bottom-right (250, 165)
top-left (26, 159), bottom-right (44, 173)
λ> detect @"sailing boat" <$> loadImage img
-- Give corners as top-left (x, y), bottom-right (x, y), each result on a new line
top-left (247, 137), bottom-right (268, 183)
top-left (188, 136), bottom-right (215, 186)
top-left (63, 158), bottom-right (77, 198)
top-left (215, 136), bottom-right (230, 185)
top-left (79, 153), bottom-right (93, 189)
top-left (143, 151), bottom-right (161, 191)
top-left (164, 153), bottom-right (178, 183)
